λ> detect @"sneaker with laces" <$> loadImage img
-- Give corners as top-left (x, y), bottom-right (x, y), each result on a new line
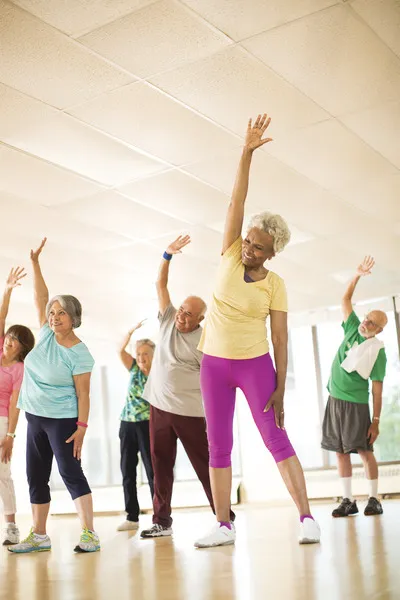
top-left (298, 518), bottom-right (321, 544)
top-left (194, 523), bottom-right (236, 548)
top-left (140, 524), bottom-right (172, 538)
top-left (7, 528), bottom-right (51, 553)
top-left (117, 520), bottom-right (139, 532)
top-left (364, 497), bottom-right (383, 516)
top-left (74, 528), bottom-right (101, 553)
top-left (332, 498), bottom-right (359, 518)
top-left (3, 523), bottom-right (20, 546)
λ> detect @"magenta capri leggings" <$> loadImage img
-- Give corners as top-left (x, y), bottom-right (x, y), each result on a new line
top-left (200, 353), bottom-right (296, 468)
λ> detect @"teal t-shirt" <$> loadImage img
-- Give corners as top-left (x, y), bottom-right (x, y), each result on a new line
top-left (327, 311), bottom-right (387, 404)
top-left (120, 362), bottom-right (150, 422)
top-left (18, 323), bottom-right (95, 419)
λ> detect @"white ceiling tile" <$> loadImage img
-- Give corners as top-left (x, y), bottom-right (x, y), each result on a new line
top-left (69, 82), bottom-right (239, 165)
top-left (335, 225), bottom-right (400, 272)
top-left (340, 100), bottom-right (400, 170)
top-left (183, 146), bottom-right (372, 236)
top-left (283, 239), bottom-right (362, 275)
top-left (12, 0), bottom-right (158, 37)
top-left (266, 119), bottom-right (399, 218)
top-left (53, 191), bottom-right (189, 240)
top-left (352, 0), bottom-right (400, 59)
top-left (0, 84), bottom-right (167, 186)
top-left (79, 0), bottom-right (231, 78)
top-left (0, 2), bottom-right (134, 109)
top-left (119, 170), bottom-right (229, 226)
top-left (181, 0), bottom-right (337, 41)
top-left (103, 241), bottom-right (167, 273)
top-left (243, 3), bottom-right (400, 115)
top-left (0, 145), bottom-right (103, 205)
top-left (0, 193), bottom-right (132, 251)
top-left (151, 46), bottom-right (329, 137)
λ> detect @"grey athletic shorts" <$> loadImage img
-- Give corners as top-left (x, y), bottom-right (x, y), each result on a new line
top-left (321, 395), bottom-right (373, 454)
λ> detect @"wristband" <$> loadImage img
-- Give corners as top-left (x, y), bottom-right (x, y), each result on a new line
top-left (372, 417), bottom-right (380, 422)
top-left (76, 421), bottom-right (88, 428)
top-left (6, 432), bottom-right (16, 439)
top-left (163, 251), bottom-right (172, 261)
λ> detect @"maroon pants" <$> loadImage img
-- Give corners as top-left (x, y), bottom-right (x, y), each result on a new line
top-left (150, 406), bottom-right (234, 527)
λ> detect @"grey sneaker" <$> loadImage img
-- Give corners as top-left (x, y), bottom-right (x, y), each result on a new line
top-left (364, 497), bottom-right (383, 516)
top-left (140, 524), bottom-right (172, 538)
top-left (332, 498), bottom-right (359, 518)
top-left (3, 523), bottom-right (19, 546)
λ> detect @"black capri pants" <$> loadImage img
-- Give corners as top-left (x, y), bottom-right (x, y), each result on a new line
top-left (26, 412), bottom-right (91, 504)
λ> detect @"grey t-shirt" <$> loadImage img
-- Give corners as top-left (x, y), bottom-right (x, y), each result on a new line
top-left (143, 304), bottom-right (204, 417)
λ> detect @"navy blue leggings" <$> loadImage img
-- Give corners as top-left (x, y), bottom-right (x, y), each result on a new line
top-left (26, 413), bottom-right (91, 504)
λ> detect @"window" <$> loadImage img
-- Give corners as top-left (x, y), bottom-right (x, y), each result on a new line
top-left (283, 327), bottom-right (323, 469)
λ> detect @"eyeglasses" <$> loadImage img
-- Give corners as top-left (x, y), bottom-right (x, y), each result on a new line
top-left (363, 315), bottom-right (379, 328)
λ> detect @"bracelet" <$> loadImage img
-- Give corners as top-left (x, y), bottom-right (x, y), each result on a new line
top-left (6, 432), bottom-right (16, 439)
top-left (76, 421), bottom-right (88, 428)
top-left (372, 417), bottom-right (380, 422)
top-left (163, 251), bottom-right (172, 261)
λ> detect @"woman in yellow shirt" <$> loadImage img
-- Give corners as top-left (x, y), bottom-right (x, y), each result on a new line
top-left (195, 114), bottom-right (320, 548)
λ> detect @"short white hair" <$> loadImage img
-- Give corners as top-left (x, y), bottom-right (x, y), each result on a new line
top-left (247, 212), bottom-right (291, 253)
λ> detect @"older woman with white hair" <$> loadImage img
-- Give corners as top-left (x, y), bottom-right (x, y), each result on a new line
top-left (9, 238), bottom-right (100, 554)
top-left (117, 325), bottom-right (155, 532)
top-left (195, 114), bottom-right (321, 548)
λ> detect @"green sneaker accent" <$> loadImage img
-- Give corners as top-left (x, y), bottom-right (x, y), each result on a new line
top-left (7, 528), bottom-right (51, 554)
top-left (74, 528), bottom-right (100, 553)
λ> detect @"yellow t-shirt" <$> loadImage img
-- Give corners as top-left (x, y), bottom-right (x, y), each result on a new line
top-left (198, 236), bottom-right (288, 359)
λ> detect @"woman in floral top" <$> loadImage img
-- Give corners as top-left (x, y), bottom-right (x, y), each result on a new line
top-left (117, 321), bottom-right (155, 532)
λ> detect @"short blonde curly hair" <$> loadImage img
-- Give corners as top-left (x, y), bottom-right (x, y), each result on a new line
top-left (247, 212), bottom-right (291, 253)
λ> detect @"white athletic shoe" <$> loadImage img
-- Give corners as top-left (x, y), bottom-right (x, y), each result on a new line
top-left (8, 528), bottom-right (51, 553)
top-left (3, 523), bottom-right (20, 546)
top-left (194, 523), bottom-right (236, 548)
top-left (74, 529), bottom-right (101, 553)
top-left (299, 518), bottom-right (321, 544)
top-left (117, 520), bottom-right (139, 532)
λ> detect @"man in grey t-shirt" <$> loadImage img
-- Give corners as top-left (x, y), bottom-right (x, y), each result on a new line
top-left (141, 235), bottom-right (233, 538)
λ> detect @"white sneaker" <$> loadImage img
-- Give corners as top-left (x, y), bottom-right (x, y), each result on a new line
top-left (8, 528), bottom-right (51, 553)
top-left (74, 528), bottom-right (101, 553)
top-left (3, 523), bottom-right (20, 546)
top-left (299, 518), bottom-right (321, 544)
top-left (194, 523), bottom-right (236, 548)
top-left (117, 520), bottom-right (139, 532)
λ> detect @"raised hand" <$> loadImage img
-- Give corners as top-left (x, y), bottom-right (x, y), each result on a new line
top-left (5, 267), bottom-right (26, 291)
top-left (356, 256), bottom-right (375, 277)
top-left (166, 235), bottom-right (191, 255)
top-left (30, 238), bottom-right (47, 263)
top-left (244, 114), bottom-right (273, 152)
top-left (128, 319), bottom-right (147, 335)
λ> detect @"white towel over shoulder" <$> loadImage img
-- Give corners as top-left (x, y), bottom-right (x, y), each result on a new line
top-left (341, 337), bottom-right (384, 380)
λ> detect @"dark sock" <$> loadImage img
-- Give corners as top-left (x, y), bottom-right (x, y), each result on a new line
top-left (300, 514), bottom-right (314, 523)
top-left (219, 521), bottom-right (232, 530)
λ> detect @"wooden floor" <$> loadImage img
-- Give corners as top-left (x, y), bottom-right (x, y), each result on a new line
top-left (2, 500), bottom-right (399, 600)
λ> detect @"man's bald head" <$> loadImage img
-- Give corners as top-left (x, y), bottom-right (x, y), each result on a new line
top-left (175, 295), bottom-right (207, 333)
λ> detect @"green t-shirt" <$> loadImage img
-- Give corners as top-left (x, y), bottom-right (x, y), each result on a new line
top-left (327, 311), bottom-right (387, 404)
top-left (120, 362), bottom-right (150, 422)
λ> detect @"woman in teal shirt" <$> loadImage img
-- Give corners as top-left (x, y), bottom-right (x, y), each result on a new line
top-left (9, 238), bottom-right (99, 555)
top-left (117, 323), bottom-right (155, 532)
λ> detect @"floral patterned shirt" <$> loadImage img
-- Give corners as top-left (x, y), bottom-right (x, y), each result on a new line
top-left (120, 362), bottom-right (150, 422)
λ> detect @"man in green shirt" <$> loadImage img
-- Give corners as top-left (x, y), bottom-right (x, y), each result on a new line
top-left (321, 256), bottom-right (388, 517)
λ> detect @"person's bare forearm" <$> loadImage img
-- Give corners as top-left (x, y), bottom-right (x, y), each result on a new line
top-left (272, 337), bottom-right (288, 392)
